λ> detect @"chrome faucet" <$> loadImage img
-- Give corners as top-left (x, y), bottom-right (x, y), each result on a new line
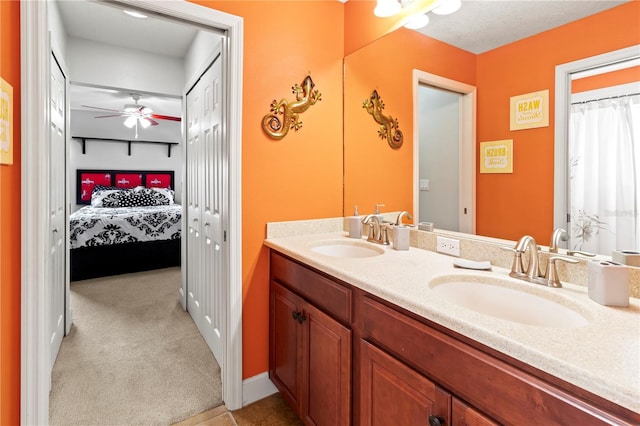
top-left (362, 214), bottom-right (390, 245)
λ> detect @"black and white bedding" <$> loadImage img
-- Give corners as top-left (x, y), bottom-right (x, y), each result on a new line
top-left (70, 204), bottom-right (182, 249)
top-left (69, 177), bottom-right (182, 281)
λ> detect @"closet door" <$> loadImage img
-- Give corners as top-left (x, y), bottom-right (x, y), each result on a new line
top-left (186, 48), bottom-right (226, 365)
top-left (186, 75), bottom-right (204, 336)
top-left (200, 56), bottom-right (225, 364)
top-left (49, 52), bottom-right (66, 370)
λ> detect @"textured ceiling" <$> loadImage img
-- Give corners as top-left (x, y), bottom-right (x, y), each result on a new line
top-left (417, 0), bottom-right (628, 54)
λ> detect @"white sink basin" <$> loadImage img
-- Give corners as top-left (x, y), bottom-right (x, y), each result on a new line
top-left (429, 277), bottom-right (588, 328)
top-left (310, 240), bottom-right (385, 258)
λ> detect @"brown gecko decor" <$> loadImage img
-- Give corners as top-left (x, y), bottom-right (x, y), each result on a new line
top-left (262, 75), bottom-right (322, 140)
top-left (362, 90), bottom-right (403, 149)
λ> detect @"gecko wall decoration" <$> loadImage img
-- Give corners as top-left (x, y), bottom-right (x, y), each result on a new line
top-left (262, 75), bottom-right (322, 140)
top-left (362, 90), bottom-right (403, 149)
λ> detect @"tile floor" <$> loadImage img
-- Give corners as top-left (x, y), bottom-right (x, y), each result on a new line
top-left (173, 393), bottom-right (303, 426)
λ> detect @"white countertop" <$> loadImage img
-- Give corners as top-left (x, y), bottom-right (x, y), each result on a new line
top-left (265, 231), bottom-right (640, 414)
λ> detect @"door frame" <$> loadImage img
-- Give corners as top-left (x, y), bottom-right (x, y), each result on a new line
top-left (553, 44), bottom-right (640, 234)
top-left (20, 1), bottom-right (244, 424)
top-left (412, 70), bottom-right (476, 234)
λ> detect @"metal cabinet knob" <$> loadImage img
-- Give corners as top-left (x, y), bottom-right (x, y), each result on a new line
top-left (428, 415), bottom-right (445, 426)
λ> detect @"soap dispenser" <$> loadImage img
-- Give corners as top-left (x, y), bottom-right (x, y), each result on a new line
top-left (348, 205), bottom-right (362, 238)
top-left (374, 203), bottom-right (385, 224)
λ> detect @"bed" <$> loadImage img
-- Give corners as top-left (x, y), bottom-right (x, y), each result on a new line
top-left (70, 169), bottom-right (182, 281)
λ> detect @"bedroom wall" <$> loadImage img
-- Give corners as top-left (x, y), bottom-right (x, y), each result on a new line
top-left (0, 0), bottom-right (21, 423)
top-left (184, 30), bottom-right (223, 88)
top-left (67, 37), bottom-right (185, 211)
top-left (67, 37), bottom-right (184, 96)
top-left (69, 138), bottom-right (183, 211)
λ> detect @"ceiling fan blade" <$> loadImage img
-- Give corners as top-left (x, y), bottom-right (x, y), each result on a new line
top-left (82, 105), bottom-right (122, 113)
top-left (94, 114), bottom-right (126, 118)
top-left (151, 113), bottom-right (181, 122)
top-left (147, 118), bottom-right (160, 126)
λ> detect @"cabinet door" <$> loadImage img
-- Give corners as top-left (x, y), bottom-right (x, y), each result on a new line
top-left (301, 302), bottom-right (351, 426)
top-left (360, 340), bottom-right (451, 426)
top-left (452, 398), bottom-right (499, 426)
top-left (271, 282), bottom-right (304, 410)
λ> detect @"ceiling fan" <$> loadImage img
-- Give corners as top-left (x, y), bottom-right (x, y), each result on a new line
top-left (82, 93), bottom-right (181, 138)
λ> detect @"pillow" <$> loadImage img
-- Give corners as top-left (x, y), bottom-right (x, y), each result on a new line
top-left (91, 188), bottom-right (130, 207)
top-left (102, 188), bottom-right (171, 208)
top-left (92, 185), bottom-right (119, 194)
top-left (134, 186), bottom-right (175, 204)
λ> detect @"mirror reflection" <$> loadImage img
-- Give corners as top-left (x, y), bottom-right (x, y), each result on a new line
top-left (343, 1), bottom-right (639, 256)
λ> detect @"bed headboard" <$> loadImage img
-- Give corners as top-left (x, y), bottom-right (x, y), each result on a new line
top-left (76, 169), bottom-right (175, 205)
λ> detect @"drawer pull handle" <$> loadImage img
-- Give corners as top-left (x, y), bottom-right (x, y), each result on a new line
top-left (428, 415), bottom-right (445, 426)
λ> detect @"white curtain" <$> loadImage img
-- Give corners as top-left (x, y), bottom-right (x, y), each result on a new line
top-left (568, 94), bottom-right (639, 254)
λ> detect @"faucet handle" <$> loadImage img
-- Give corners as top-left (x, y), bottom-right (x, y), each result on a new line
top-left (567, 250), bottom-right (596, 257)
top-left (545, 256), bottom-right (579, 287)
top-left (501, 246), bottom-right (526, 276)
top-left (375, 203), bottom-right (384, 214)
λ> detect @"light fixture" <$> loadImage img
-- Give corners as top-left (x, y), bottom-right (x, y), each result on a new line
top-left (374, 0), bottom-right (401, 18)
top-left (124, 115), bottom-right (137, 128)
top-left (123, 10), bottom-right (147, 19)
top-left (432, 0), bottom-right (461, 15)
top-left (139, 118), bottom-right (152, 129)
top-left (404, 13), bottom-right (429, 30)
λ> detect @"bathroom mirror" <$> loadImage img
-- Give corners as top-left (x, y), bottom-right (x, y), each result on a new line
top-left (343, 1), bottom-right (639, 254)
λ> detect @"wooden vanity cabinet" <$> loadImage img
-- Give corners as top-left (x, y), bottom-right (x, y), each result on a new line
top-left (359, 294), bottom-right (636, 425)
top-left (269, 252), bottom-right (352, 426)
top-left (269, 250), bottom-right (638, 426)
top-left (359, 339), bottom-right (453, 425)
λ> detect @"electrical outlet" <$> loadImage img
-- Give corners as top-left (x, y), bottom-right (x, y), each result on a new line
top-left (436, 236), bottom-right (460, 257)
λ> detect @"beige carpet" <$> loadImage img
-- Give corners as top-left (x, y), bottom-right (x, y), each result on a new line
top-left (50, 267), bottom-right (222, 426)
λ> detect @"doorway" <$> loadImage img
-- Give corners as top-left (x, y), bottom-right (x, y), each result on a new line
top-left (412, 70), bottom-right (476, 234)
top-left (21, 1), bottom-right (243, 424)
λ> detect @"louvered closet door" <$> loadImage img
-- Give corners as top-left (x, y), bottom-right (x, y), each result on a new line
top-left (186, 51), bottom-right (226, 365)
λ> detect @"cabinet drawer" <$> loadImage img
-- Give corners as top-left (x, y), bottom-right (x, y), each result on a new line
top-left (270, 251), bottom-right (352, 324)
top-left (360, 295), bottom-right (629, 425)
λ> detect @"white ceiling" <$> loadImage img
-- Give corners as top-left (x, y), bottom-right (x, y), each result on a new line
top-left (417, 0), bottom-right (629, 54)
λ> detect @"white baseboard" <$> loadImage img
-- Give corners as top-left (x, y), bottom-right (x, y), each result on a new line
top-left (242, 372), bottom-right (278, 407)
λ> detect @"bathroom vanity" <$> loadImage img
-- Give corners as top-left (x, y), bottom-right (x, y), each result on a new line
top-left (266, 229), bottom-right (639, 425)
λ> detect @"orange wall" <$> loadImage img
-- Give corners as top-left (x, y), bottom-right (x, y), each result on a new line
top-left (476, 1), bottom-right (640, 244)
top-left (191, 1), bottom-right (345, 379)
top-left (344, 28), bottom-right (476, 217)
top-left (0, 0), bottom-right (21, 423)
top-left (344, 0), bottom-right (439, 55)
top-left (572, 66), bottom-right (640, 93)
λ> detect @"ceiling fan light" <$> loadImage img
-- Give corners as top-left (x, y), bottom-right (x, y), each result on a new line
top-left (404, 13), bottom-right (429, 30)
top-left (124, 116), bottom-right (137, 128)
top-left (374, 0), bottom-right (401, 17)
top-left (139, 117), bottom-right (152, 128)
top-left (124, 104), bottom-right (138, 112)
top-left (432, 0), bottom-right (461, 15)
top-left (140, 106), bottom-right (153, 115)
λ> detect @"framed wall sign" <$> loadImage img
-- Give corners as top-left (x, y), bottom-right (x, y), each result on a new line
top-left (480, 139), bottom-right (513, 174)
top-left (510, 89), bottom-right (549, 131)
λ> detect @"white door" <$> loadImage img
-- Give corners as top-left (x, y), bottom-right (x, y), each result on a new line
top-left (186, 51), bottom-right (226, 365)
top-left (50, 53), bottom-right (66, 369)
